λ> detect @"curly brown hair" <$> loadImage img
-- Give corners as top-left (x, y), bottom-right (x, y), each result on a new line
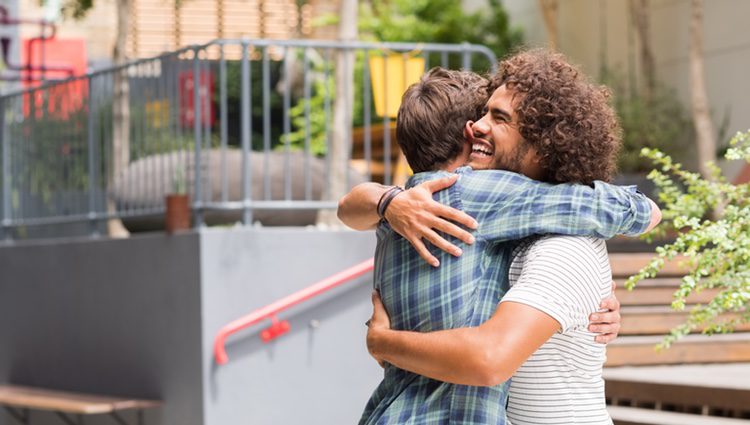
top-left (397, 67), bottom-right (487, 173)
top-left (489, 49), bottom-right (621, 184)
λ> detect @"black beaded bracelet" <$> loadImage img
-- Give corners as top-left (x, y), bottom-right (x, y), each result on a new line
top-left (377, 186), bottom-right (404, 221)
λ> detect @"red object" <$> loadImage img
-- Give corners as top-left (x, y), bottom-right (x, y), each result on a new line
top-left (213, 258), bottom-right (375, 365)
top-left (179, 70), bottom-right (214, 128)
top-left (20, 38), bottom-right (87, 119)
top-left (733, 164), bottom-right (750, 184)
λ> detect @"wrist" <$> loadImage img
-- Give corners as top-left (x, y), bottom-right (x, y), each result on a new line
top-left (377, 186), bottom-right (404, 222)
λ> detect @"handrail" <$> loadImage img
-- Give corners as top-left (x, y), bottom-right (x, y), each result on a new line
top-left (213, 257), bottom-right (375, 365)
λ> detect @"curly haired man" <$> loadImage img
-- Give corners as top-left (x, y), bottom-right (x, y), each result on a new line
top-left (339, 50), bottom-right (660, 424)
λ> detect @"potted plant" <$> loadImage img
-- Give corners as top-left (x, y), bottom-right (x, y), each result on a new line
top-left (165, 167), bottom-right (191, 233)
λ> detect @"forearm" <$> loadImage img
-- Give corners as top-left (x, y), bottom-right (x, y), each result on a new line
top-left (471, 172), bottom-right (654, 241)
top-left (337, 183), bottom-right (390, 230)
top-left (368, 326), bottom-right (508, 386)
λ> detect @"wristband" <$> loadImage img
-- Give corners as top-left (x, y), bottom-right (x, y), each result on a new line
top-left (377, 186), bottom-right (404, 221)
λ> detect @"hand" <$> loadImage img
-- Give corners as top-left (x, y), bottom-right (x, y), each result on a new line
top-left (383, 174), bottom-right (478, 267)
top-left (366, 291), bottom-right (391, 368)
top-left (588, 281), bottom-right (621, 344)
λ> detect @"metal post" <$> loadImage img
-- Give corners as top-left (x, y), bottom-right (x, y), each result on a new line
top-left (240, 41), bottom-right (253, 225)
top-left (0, 97), bottom-right (9, 241)
top-left (362, 49), bottom-right (372, 182)
top-left (192, 47), bottom-right (204, 227)
top-left (462, 43), bottom-right (471, 71)
top-left (219, 45), bottom-right (229, 203)
top-left (262, 47), bottom-right (271, 200)
top-left (87, 76), bottom-right (99, 236)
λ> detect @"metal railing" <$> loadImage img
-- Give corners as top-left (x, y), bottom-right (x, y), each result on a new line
top-left (0, 39), bottom-right (496, 239)
top-left (213, 257), bottom-right (374, 365)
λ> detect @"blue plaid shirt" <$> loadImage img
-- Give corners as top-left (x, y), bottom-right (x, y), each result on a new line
top-left (360, 166), bottom-right (651, 425)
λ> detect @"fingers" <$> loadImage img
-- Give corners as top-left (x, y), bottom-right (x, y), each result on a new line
top-left (599, 296), bottom-right (620, 313)
top-left (406, 235), bottom-right (440, 267)
top-left (422, 174), bottom-right (459, 193)
top-left (430, 216), bottom-right (475, 246)
top-left (611, 280), bottom-right (617, 292)
top-left (420, 227), bottom-right (462, 258)
top-left (589, 307), bottom-right (621, 345)
top-left (589, 309), bottom-right (621, 325)
top-left (433, 204), bottom-right (478, 235)
top-left (594, 332), bottom-right (617, 345)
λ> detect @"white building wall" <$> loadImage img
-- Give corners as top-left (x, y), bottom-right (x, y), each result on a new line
top-left (502, 0), bottom-right (750, 150)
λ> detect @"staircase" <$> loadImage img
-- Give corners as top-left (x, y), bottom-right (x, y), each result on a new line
top-left (607, 253), bottom-right (750, 367)
top-left (605, 253), bottom-right (750, 424)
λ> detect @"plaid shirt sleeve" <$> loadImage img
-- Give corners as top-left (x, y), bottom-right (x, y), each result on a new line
top-left (456, 168), bottom-right (652, 242)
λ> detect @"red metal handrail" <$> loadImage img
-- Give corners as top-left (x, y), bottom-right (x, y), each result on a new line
top-left (213, 257), bottom-right (375, 365)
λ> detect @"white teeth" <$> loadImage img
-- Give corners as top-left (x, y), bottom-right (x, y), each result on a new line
top-left (472, 145), bottom-right (492, 155)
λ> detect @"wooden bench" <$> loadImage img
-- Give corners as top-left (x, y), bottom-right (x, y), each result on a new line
top-left (0, 385), bottom-right (161, 425)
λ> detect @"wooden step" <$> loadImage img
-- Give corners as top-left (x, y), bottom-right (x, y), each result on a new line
top-left (614, 278), bottom-right (718, 306)
top-left (619, 306), bottom-right (750, 335)
top-left (606, 334), bottom-right (750, 367)
top-left (610, 253), bottom-right (687, 278)
top-left (609, 406), bottom-right (750, 425)
top-left (604, 364), bottom-right (750, 413)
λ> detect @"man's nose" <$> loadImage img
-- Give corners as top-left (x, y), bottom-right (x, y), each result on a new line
top-left (472, 118), bottom-right (490, 136)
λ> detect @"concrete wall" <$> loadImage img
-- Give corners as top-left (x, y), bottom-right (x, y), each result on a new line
top-left (0, 227), bottom-right (381, 425)
top-left (0, 232), bottom-right (204, 425)
top-left (199, 227), bottom-right (381, 424)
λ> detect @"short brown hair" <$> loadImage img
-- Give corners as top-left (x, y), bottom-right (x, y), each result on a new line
top-left (490, 49), bottom-right (621, 184)
top-left (396, 67), bottom-right (487, 173)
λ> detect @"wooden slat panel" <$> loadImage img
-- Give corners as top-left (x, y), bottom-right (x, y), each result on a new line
top-left (608, 406), bottom-right (750, 425)
top-left (606, 380), bottom-right (750, 412)
top-left (0, 385), bottom-right (161, 415)
top-left (610, 253), bottom-right (688, 278)
top-left (620, 307), bottom-right (750, 335)
top-left (606, 334), bottom-right (750, 366)
top-left (615, 285), bottom-right (719, 305)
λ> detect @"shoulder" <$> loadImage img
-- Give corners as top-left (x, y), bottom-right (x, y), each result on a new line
top-left (520, 236), bottom-right (609, 274)
top-left (528, 235), bottom-right (606, 256)
top-left (405, 170), bottom-right (454, 188)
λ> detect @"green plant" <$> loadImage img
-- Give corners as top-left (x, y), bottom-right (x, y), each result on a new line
top-left (359, 0), bottom-right (522, 71)
top-left (603, 70), bottom-right (693, 173)
top-left (172, 166), bottom-right (187, 195)
top-left (283, 0), bottom-right (524, 157)
top-left (625, 130), bottom-right (750, 349)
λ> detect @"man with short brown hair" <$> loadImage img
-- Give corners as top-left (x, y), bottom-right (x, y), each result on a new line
top-left (339, 53), bottom-right (658, 424)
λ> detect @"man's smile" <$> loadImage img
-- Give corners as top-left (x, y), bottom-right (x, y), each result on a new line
top-left (470, 139), bottom-right (494, 158)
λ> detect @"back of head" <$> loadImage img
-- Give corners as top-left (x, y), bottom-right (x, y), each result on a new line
top-left (396, 67), bottom-right (488, 173)
top-left (491, 49), bottom-right (621, 184)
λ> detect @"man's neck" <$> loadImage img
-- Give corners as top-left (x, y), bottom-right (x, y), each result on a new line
top-left (443, 157), bottom-right (466, 172)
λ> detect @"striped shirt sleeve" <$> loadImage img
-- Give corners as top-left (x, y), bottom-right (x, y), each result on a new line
top-left (499, 236), bottom-right (610, 332)
top-left (455, 168), bottom-right (652, 242)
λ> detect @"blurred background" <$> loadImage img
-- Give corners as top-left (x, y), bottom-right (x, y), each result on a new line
top-left (0, 1), bottom-right (748, 424)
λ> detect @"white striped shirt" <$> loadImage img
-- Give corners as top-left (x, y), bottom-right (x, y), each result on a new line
top-left (501, 235), bottom-right (613, 425)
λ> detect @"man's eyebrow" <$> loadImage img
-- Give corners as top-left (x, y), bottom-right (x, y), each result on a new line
top-left (491, 107), bottom-right (512, 121)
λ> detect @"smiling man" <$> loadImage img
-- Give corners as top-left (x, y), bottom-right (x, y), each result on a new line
top-left (338, 51), bottom-right (660, 424)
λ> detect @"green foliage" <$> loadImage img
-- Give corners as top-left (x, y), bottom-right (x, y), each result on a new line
top-left (57, 0), bottom-right (94, 20)
top-left (602, 70), bottom-right (693, 173)
top-left (359, 0), bottom-right (522, 70)
top-left (218, 59), bottom-right (285, 150)
top-left (281, 68), bottom-right (333, 156)
top-left (625, 130), bottom-right (750, 349)
top-left (284, 0), bottom-right (523, 156)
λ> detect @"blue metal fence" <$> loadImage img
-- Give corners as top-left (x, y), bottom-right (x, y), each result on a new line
top-left (0, 39), bottom-right (496, 240)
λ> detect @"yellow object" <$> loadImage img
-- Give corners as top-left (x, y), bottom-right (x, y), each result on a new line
top-left (369, 53), bottom-right (425, 118)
